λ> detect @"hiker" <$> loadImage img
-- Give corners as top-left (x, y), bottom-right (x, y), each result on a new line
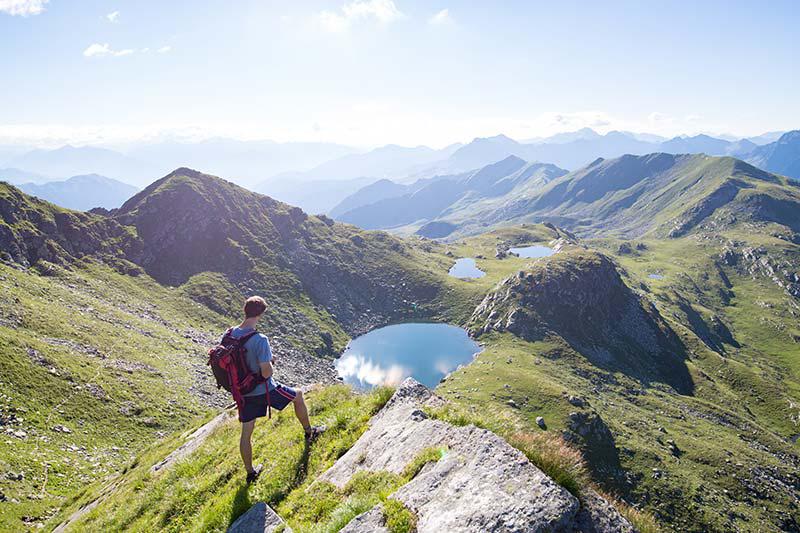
top-left (209, 296), bottom-right (325, 483)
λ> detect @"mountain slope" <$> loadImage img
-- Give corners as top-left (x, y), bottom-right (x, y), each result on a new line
top-left (0, 182), bottom-right (139, 267)
top-left (328, 178), bottom-right (410, 218)
top-left (416, 153), bottom-right (800, 239)
top-left (335, 157), bottom-right (567, 232)
top-left (469, 248), bottom-right (693, 394)
top-left (18, 174), bottom-right (138, 211)
top-left (113, 168), bottom-right (443, 337)
top-left (744, 130), bottom-right (800, 180)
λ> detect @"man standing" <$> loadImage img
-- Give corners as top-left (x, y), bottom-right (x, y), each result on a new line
top-left (225, 296), bottom-right (325, 483)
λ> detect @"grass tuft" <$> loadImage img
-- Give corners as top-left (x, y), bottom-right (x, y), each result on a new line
top-left (383, 499), bottom-right (418, 533)
top-left (508, 432), bottom-right (589, 497)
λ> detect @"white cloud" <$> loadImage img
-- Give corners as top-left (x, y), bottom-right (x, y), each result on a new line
top-left (335, 354), bottom-right (409, 386)
top-left (83, 43), bottom-right (134, 58)
top-left (0, 0), bottom-right (48, 16)
top-left (157, 45), bottom-right (172, 54)
top-left (106, 10), bottom-right (119, 23)
top-left (318, 0), bottom-right (404, 32)
top-left (428, 8), bottom-right (451, 25)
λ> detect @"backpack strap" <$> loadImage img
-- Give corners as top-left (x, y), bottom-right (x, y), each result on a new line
top-left (238, 330), bottom-right (259, 344)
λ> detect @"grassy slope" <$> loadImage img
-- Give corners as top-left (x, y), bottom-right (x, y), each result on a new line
top-left (48, 386), bottom-right (400, 532)
top-left (0, 259), bottom-right (232, 531)
top-left (433, 227), bottom-right (800, 532)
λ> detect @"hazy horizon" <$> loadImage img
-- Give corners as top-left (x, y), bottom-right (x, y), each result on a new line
top-left (2, 0), bottom-right (799, 150)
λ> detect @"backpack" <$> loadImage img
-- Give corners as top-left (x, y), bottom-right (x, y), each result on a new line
top-left (207, 328), bottom-right (266, 411)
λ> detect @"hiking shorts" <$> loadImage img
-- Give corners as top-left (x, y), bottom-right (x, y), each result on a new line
top-left (239, 384), bottom-right (298, 423)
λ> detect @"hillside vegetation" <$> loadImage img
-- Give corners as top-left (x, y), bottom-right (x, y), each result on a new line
top-left (2, 159), bottom-right (799, 532)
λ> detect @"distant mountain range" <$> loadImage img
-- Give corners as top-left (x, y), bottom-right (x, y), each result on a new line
top-left (17, 174), bottom-right (138, 211)
top-left (265, 129), bottom-right (799, 215)
top-left (335, 156), bottom-right (567, 233)
top-left (0, 139), bottom-right (358, 188)
top-left (743, 130), bottom-right (800, 180)
top-left (333, 151), bottom-right (800, 240)
top-left (0, 167), bottom-right (50, 184)
top-left (1, 129), bottom-right (797, 215)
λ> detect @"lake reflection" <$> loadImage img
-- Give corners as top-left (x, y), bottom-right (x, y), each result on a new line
top-left (448, 258), bottom-right (486, 279)
top-left (508, 244), bottom-right (554, 258)
top-left (335, 323), bottom-right (481, 389)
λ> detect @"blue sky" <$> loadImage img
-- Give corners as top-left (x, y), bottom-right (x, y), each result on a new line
top-left (1, 0), bottom-right (798, 148)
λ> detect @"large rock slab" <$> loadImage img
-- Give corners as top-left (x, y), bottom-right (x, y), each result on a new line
top-left (319, 379), bottom-right (450, 487)
top-left (391, 423), bottom-right (580, 532)
top-left (322, 378), bottom-right (581, 532)
top-left (227, 502), bottom-right (290, 533)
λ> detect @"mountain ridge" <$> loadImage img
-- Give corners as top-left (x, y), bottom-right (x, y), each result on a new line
top-left (17, 174), bottom-right (138, 211)
top-left (342, 152), bottom-right (800, 240)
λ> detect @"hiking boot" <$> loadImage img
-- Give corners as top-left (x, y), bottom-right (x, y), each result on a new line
top-left (246, 464), bottom-right (263, 484)
top-left (305, 425), bottom-right (327, 442)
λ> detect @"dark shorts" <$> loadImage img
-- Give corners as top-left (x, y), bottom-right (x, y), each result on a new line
top-left (239, 384), bottom-right (298, 423)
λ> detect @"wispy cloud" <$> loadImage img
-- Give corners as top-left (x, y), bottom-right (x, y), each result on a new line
top-left (106, 10), bottom-right (119, 23)
top-left (83, 43), bottom-right (134, 58)
top-left (428, 8), bottom-right (451, 26)
top-left (157, 45), bottom-right (172, 54)
top-left (0, 0), bottom-right (48, 16)
top-left (318, 0), bottom-right (404, 33)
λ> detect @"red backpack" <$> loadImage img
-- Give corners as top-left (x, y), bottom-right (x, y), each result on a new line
top-left (207, 329), bottom-right (266, 411)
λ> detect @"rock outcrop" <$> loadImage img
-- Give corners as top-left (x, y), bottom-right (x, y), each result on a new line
top-left (468, 249), bottom-right (694, 394)
top-left (321, 378), bottom-right (635, 532)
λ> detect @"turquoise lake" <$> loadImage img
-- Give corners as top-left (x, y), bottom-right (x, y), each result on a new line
top-left (448, 258), bottom-right (486, 279)
top-left (335, 323), bottom-right (481, 389)
top-left (509, 244), bottom-right (554, 258)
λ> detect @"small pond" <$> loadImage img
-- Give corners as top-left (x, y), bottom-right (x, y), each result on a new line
top-left (648, 273), bottom-right (665, 280)
top-left (335, 323), bottom-right (481, 389)
top-left (508, 244), bottom-right (554, 258)
top-left (448, 258), bottom-right (486, 279)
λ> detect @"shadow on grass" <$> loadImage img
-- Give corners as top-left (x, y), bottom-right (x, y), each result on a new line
top-left (228, 439), bottom-right (311, 528)
top-left (291, 440), bottom-right (311, 489)
top-left (228, 483), bottom-right (252, 528)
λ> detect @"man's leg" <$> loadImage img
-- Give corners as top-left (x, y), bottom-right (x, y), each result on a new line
top-left (240, 420), bottom-right (256, 473)
top-left (292, 391), bottom-right (311, 431)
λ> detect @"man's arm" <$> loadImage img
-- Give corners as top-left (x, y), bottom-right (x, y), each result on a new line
top-left (257, 334), bottom-right (274, 380)
top-left (259, 360), bottom-right (274, 380)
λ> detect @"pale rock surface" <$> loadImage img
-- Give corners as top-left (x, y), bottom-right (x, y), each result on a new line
top-left (323, 378), bottom-right (589, 532)
top-left (227, 502), bottom-right (290, 533)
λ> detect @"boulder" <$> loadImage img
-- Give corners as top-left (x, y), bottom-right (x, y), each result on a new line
top-left (227, 502), bottom-right (290, 533)
top-left (323, 378), bottom-right (581, 532)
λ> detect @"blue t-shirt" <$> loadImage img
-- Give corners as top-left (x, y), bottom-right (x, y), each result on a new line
top-left (223, 327), bottom-right (276, 396)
